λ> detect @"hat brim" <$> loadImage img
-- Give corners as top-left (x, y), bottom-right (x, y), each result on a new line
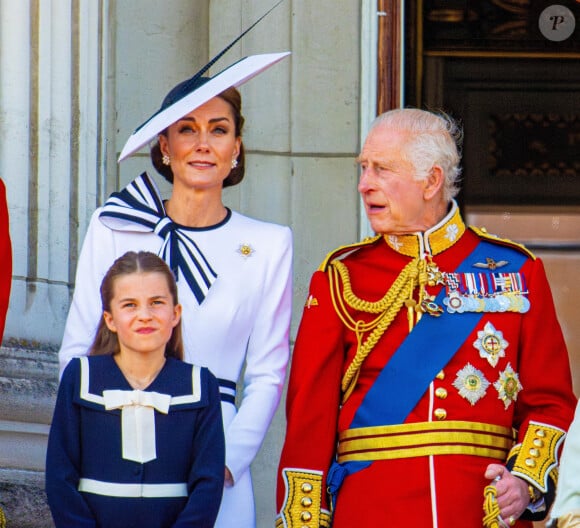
top-left (118, 51), bottom-right (291, 162)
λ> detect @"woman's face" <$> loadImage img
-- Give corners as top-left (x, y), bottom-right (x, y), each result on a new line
top-left (158, 96), bottom-right (241, 192)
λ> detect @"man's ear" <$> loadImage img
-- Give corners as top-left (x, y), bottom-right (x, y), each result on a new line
top-left (424, 165), bottom-right (445, 200)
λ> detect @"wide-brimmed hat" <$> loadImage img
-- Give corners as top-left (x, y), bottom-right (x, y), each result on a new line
top-left (118, 52), bottom-right (290, 162)
top-left (118, 0), bottom-right (289, 162)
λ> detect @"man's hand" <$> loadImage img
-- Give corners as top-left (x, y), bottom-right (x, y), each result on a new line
top-left (485, 464), bottom-right (530, 525)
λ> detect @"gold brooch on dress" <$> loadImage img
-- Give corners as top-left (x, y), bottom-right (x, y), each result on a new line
top-left (237, 243), bottom-right (254, 258)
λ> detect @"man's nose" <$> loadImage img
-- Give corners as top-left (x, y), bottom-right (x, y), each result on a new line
top-left (358, 167), bottom-right (375, 192)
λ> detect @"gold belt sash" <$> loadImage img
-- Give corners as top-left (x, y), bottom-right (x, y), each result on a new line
top-left (337, 420), bottom-right (515, 463)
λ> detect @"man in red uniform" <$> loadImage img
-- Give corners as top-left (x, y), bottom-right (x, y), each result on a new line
top-left (276, 108), bottom-right (577, 527)
top-left (0, 178), bottom-right (11, 342)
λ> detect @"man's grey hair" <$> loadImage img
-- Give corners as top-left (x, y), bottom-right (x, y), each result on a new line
top-left (369, 108), bottom-right (463, 202)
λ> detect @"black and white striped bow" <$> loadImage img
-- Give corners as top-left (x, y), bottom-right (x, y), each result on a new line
top-left (99, 173), bottom-right (217, 304)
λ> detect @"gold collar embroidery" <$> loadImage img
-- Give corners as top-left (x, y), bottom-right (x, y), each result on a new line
top-left (384, 201), bottom-right (465, 257)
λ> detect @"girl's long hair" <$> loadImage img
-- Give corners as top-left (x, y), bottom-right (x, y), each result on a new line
top-left (88, 251), bottom-right (184, 360)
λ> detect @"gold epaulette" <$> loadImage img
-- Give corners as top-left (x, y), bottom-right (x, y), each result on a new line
top-left (470, 226), bottom-right (536, 260)
top-left (508, 421), bottom-right (566, 492)
top-left (318, 235), bottom-right (382, 272)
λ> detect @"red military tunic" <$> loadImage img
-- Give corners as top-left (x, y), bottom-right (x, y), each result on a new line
top-left (0, 179), bottom-right (11, 341)
top-left (276, 203), bottom-right (576, 528)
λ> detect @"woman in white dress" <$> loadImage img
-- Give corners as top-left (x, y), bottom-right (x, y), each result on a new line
top-left (58, 54), bottom-right (292, 527)
top-left (549, 399), bottom-right (580, 528)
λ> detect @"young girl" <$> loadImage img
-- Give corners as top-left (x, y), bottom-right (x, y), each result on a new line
top-left (46, 251), bottom-right (225, 528)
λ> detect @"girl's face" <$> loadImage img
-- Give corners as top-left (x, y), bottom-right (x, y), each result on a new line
top-left (103, 272), bottom-right (181, 359)
top-left (158, 96), bottom-right (241, 193)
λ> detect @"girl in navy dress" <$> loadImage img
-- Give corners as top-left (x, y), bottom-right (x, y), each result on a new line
top-left (46, 251), bottom-right (225, 528)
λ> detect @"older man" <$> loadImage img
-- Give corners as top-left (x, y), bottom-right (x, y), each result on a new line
top-left (276, 108), bottom-right (576, 527)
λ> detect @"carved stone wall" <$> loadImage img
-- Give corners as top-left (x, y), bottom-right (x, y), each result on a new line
top-left (0, 344), bottom-right (57, 528)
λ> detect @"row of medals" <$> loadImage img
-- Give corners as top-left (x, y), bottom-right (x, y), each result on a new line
top-left (416, 261), bottom-right (530, 317)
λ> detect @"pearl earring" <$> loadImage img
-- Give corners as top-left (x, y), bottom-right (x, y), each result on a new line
top-left (162, 154), bottom-right (171, 166)
top-left (231, 159), bottom-right (238, 169)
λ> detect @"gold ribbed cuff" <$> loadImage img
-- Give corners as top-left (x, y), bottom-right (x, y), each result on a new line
top-left (511, 421), bottom-right (565, 492)
top-left (279, 468), bottom-right (330, 528)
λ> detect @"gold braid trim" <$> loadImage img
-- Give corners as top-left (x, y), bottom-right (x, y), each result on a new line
top-left (328, 258), bottom-right (422, 402)
top-left (483, 484), bottom-right (502, 528)
top-left (333, 258), bottom-right (417, 314)
top-left (470, 226), bottom-right (536, 260)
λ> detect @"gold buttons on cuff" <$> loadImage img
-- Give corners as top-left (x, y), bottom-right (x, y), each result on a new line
top-left (434, 408), bottom-right (447, 420)
top-left (528, 428), bottom-right (546, 467)
top-left (299, 482), bottom-right (313, 525)
top-left (435, 387), bottom-right (448, 399)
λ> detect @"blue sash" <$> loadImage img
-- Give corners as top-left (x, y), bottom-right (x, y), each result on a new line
top-left (350, 240), bottom-right (527, 429)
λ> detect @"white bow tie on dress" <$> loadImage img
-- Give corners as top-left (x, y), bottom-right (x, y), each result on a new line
top-left (103, 389), bottom-right (172, 463)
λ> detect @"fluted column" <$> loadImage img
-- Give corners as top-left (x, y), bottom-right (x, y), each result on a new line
top-left (1, 0), bottom-right (109, 347)
top-left (0, 1), bottom-right (109, 526)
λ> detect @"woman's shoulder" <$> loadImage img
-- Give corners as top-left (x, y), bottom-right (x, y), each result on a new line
top-left (229, 211), bottom-right (292, 248)
top-left (230, 210), bottom-right (290, 233)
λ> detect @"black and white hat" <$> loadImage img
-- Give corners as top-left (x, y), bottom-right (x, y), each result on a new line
top-left (118, 1), bottom-right (290, 162)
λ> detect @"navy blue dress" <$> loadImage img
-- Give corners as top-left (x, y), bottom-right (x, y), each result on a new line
top-left (46, 355), bottom-right (225, 528)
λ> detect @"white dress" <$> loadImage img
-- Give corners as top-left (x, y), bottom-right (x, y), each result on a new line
top-left (58, 173), bottom-right (293, 528)
top-left (550, 398), bottom-right (580, 527)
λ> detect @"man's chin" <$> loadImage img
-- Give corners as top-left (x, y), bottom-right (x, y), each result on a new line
top-left (369, 223), bottom-right (388, 235)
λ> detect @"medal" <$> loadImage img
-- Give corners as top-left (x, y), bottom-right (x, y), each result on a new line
top-left (494, 363), bottom-right (522, 409)
top-left (473, 322), bottom-right (508, 368)
top-left (453, 363), bottom-right (490, 405)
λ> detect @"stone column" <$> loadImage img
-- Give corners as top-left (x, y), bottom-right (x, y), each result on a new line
top-left (0, 1), bottom-right (110, 526)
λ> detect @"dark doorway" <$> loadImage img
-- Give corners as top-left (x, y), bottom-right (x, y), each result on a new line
top-left (403, 0), bottom-right (580, 208)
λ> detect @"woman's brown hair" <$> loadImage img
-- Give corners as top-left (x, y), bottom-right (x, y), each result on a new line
top-left (151, 85), bottom-right (246, 188)
top-left (88, 251), bottom-right (184, 360)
